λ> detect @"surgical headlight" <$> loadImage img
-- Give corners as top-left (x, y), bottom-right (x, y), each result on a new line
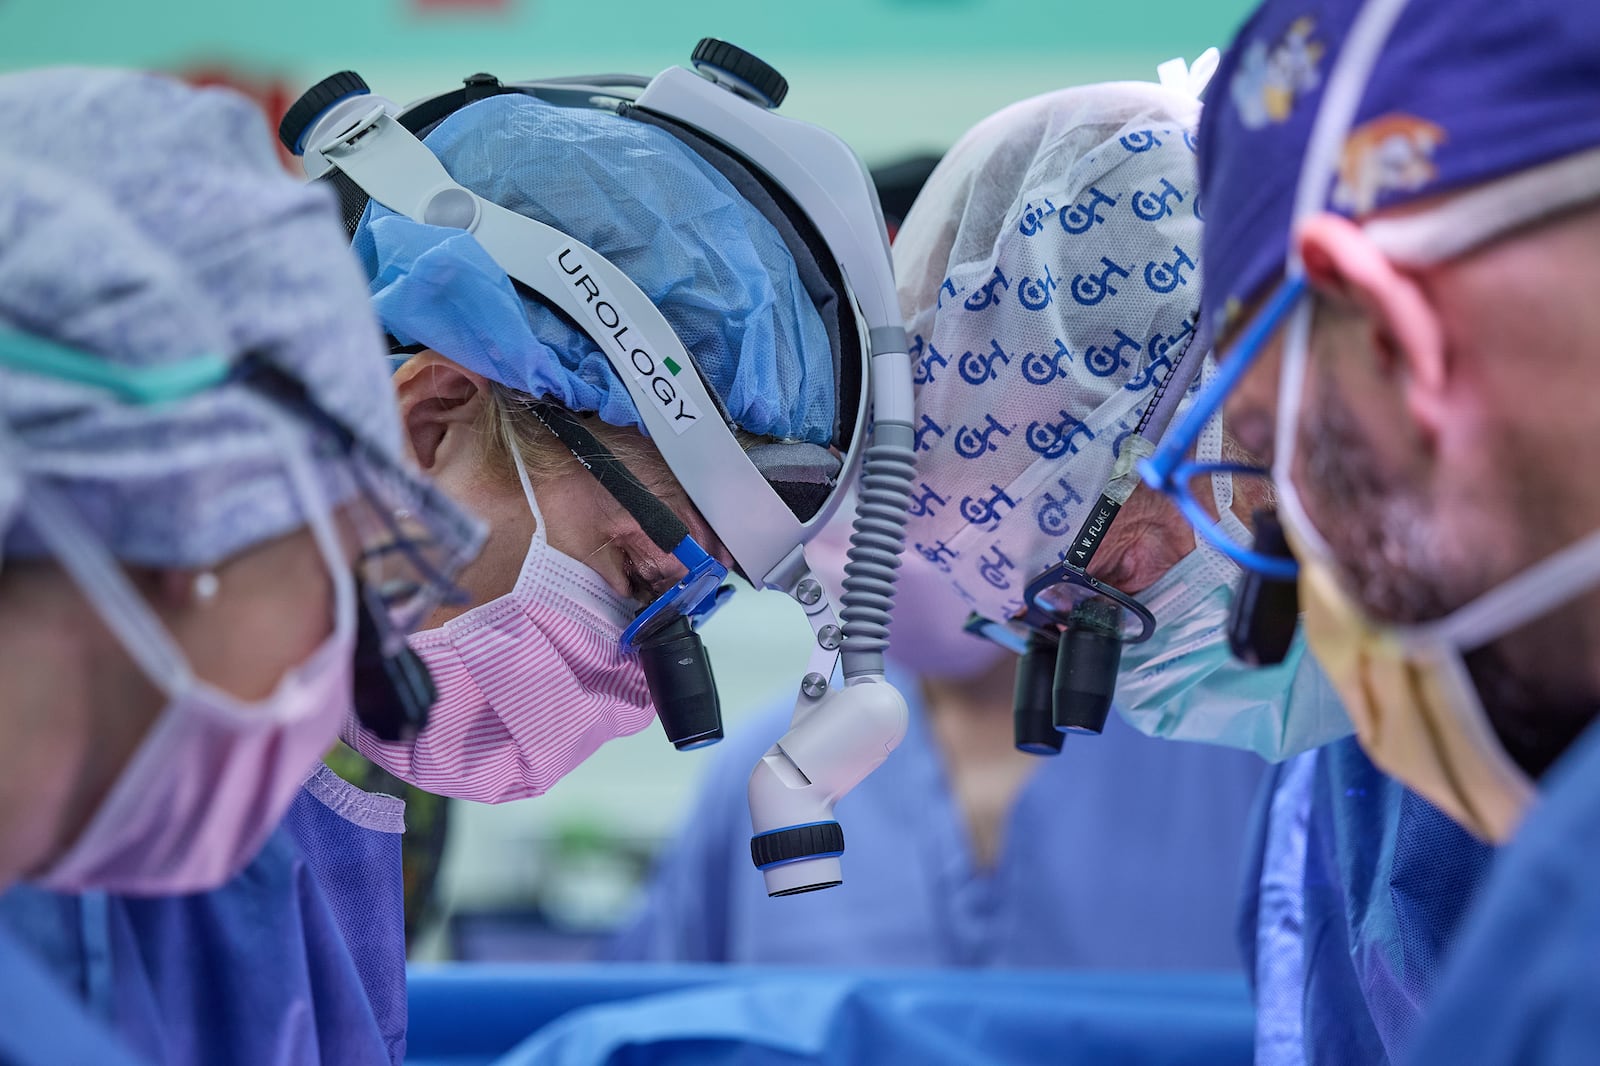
top-left (283, 41), bottom-right (917, 897)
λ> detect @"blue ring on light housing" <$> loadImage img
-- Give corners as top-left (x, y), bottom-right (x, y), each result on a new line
top-left (620, 535), bottom-right (731, 650)
top-left (1138, 275), bottom-right (1306, 581)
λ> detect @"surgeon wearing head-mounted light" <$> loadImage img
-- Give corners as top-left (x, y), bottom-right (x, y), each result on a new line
top-left (282, 48), bottom-right (917, 905)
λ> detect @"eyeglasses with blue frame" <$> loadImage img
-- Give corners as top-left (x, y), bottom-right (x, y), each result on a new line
top-left (620, 536), bottom-right (731, 651)
top-left (1137, 275), bottom-right (1308, 582)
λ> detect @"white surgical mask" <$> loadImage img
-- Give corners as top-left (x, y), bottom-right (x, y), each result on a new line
top-left (29, 418), bottom-right (356, 895)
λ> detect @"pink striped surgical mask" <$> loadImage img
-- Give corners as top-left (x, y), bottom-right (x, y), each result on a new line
top-left (400, 443), bottom-right (656, 800)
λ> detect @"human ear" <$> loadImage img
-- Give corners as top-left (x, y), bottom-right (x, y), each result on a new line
top-left (392, 351), bottom-right (491, 473)
top-left (1297, 212), bottom-right (1448, 439)
top-left (142, 567), bottom-right (205, 613)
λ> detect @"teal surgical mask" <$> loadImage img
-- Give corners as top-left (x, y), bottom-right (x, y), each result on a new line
top-left (1115, 407), bottom-right (1351, 761)
top-left (1117, 545), bottom-right (1351, 762)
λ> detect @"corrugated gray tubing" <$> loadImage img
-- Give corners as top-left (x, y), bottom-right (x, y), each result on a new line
top-left (840, 420), bottom-right (915, 678)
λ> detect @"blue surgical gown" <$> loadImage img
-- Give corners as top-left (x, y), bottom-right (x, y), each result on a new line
top-left (1240, 737), bottom-right (1494, 1065)
top-left (0, 925), bottom-right (150, 1066)
top-left (0, 765), bottom-right (405, 1066)
top-left (608, 670), bottom-right (1266, 969)
top-left (1405, 715), bottom-right (1600, 1065)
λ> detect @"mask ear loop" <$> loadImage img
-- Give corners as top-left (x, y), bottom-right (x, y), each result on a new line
top-left (1273, 0), bottom-right (1411, 568)
top-left (501, 414), bottom-right (552, 549)
top-left (1195, 354), bottom-right (1252, 572)
top-left (19, 482), bottom-right (192, 697)
top-left (1271, 296), bottom-right (1332, 568)
top-left (16, 398), bottom-right (353, 703)
top-left (489, 406), bottom-right (638, 634)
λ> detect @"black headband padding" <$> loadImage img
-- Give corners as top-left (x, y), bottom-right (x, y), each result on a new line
top-left (528, 402), bottom-right (689, 555)
top-left (326, 167), bottom-right (374, 242)
top-left (397, 80), bottom-right (520, 139)
top-left (768, 479), bottom-right (833, 521)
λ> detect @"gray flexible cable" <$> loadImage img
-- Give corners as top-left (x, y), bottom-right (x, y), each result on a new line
top-left (839, 420), bottom-right (916, 679)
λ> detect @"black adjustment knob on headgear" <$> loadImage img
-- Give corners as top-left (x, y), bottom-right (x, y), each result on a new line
top-left (278, 71), bottom-right (370, 156)
top-left (1014, 630), bottom-right (1065, 754)
top-left (691, 38), bottom-right (789, 108)
top-left (637, 616), bottom-right (724, 750)
top-left (461, 72), bottom-right (503, 103)
top-left (1054, 599), bottom-right (1123, 735)
top-left (1228, 509), bottom-right (1301, 666)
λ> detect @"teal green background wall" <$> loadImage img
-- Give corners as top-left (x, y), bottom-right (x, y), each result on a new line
top-left (0, 0), bottom-right (1256, 161)
top-left (3, 0), bottom-right (1254, 68)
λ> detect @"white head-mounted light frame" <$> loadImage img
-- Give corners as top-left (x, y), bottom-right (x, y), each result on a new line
top-left (287, 42), bottom-right (917, 896)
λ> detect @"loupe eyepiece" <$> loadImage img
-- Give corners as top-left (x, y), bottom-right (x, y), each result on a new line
top-left (352, 598), bottom-right (436, 742)
top-left (1227, 508), bottom-right (1299, 666)
top-left (637, 615), bottom-right (723, 750)
top-left (1053, 598), bottom-right (1123, 735)
top-left (1014, 630), bottom-right (1065, 755)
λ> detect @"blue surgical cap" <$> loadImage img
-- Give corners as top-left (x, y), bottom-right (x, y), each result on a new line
top-left (353, 93), bottom-right (836, 446)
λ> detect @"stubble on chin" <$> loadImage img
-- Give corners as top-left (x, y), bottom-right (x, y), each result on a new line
top-left (1298, 371), bottom-right (1598, 777)
top-left (1295, 373), bottom-right (1464, 626)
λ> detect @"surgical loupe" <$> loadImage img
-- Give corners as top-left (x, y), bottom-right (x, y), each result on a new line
top-left (526, 402), bottom-right (730, 751)
top-left (968, 317), bottom-right (1209, 753)
top-left (281, 41), bottom-right (917, 896)
top-left (1226, 508), bottom-right (1300, 666)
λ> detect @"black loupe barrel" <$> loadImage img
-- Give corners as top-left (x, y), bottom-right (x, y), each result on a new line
top-left (1227, 509), bottom-right (1300, 666)
top-left (1014, 630), bottom-right (1066, 755)
top-left (637, 616), bottom-right (724, 750)
top-left (352, 595), bottom-right (436, 742)
top-left (1053, 598), bottom-right (1123, 735)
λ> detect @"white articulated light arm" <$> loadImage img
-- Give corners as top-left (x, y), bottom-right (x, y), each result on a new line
top-left (745, 570), bottom-right (908, 897)
top-left (635, 57), bottom-right (919, 895)
top-left (314, 108), bottom-right (807, 588)
top-left (305, 56), bottom-right (918, 897)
